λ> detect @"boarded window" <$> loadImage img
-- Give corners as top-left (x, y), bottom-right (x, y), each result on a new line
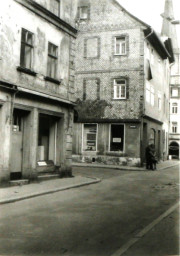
top-left (47, 42), bottom-right (58, 79)
top-left (20, 28), bottom-right (34, 69)
top-left (50, 0), bottom-right (60, 16)
top-left (110, 124), bottom-right (124, 151)
top-left (83, 124), bottom-right (97, 151)
top-left (85, 38), bottom-right (99, 58)
top-left (83, 79), bottom-right (100, 100)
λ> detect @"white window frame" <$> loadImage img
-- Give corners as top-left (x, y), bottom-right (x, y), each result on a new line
top-left (108, 124), bottom-right (125, 152)
top-left (113, 79), bottom-right (126, 99)
top-left (82, 123), bottom-right (98, 152)
top-left (114, 37), bottom-right (126, 55)
top-left (172, 102), bottom-right (178, 114)
top-left (172, 122), bottom-right (178, 133)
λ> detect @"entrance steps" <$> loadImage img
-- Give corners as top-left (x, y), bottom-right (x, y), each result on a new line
top-left (9, 179), bottom-right (29, 186)
top-left (38, 173), bottom-right (60, 182)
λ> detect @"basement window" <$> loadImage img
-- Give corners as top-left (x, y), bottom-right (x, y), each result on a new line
top-left (110, 124), bottom-right (124, 151)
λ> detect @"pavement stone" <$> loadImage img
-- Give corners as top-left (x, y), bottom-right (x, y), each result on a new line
top-left (0, 160), bottom-right (179, 205)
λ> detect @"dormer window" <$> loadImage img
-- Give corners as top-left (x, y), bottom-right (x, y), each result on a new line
top-left (79, 6), bottom-right (89, 20)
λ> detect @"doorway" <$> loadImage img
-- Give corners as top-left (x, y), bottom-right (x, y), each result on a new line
top-left (38, 114), bottom-right (59, 163)
top-left (10, 108), bottom-right (28, 180)
top-left (169, 142), bottom-right (179, 159)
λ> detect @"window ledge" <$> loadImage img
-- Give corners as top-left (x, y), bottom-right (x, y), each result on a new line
top-left (17, 66), bottom-right (37, 76)
top-left (44, 76), bottom-right (62, 85)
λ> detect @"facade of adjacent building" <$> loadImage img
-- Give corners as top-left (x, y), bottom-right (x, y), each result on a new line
top-left (161, 0), bottom-right (180, 159)
top-left (0, 0), bottom-right (78, 182)
top-left (73, 0), bottom-right (172, 166)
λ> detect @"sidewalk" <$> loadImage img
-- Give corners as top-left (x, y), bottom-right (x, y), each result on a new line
top-left (0, 176), bottom-right (100, 205)
top-left (73, 159), bottom-right (180, 171)
top-left (0, 160), bottom-right (179, 205)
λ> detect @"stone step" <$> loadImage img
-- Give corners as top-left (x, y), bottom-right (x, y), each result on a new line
top-left (38, 174), bottom-right (60, 182)
top-left (9, 179), bottom-right (29, 186)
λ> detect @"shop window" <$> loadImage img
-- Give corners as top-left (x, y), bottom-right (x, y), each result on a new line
top-left (83, 124), bottom-right (97, 151)
top-left (114, 36), bottom-right (126, 55)
top-left (47, 42), bottom-right (58, 79)
top-left (113, 79), bottom-right (126, 99)
top-left (110, 124), bottom-right (124, 151)
top-left (20, 28), bottom-right (34, 70)
top-left (50, 0), bottom-right (60, 16)
top-left (172, 102), bottom-right (178, 114)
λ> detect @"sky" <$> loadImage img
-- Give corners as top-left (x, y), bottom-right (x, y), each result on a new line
top-left (117, 0), bottom-right (180, 44)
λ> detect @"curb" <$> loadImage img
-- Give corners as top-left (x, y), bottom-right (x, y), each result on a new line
top-left (73, 163), bottom-right (180, 172)
top-left (0, 178), bottom-right (101, 205)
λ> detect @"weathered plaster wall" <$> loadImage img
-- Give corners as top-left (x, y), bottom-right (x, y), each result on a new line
top-left (0, 0), bottom-right (75, 101)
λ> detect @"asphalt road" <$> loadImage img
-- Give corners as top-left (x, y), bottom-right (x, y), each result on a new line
top-left (0, 165), bottom-right (179, 256)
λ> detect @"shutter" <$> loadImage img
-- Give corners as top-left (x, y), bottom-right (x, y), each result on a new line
top-left (126, 79), bottom-right (129, 99)
top-left (83, 79), bottom-right (86, 100)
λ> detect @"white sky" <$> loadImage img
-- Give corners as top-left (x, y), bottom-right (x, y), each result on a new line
top-left (117, 0), bottom-right (180, 45)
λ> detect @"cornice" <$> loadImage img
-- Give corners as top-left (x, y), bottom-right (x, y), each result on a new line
top-left (15, 0), bottom-right (78, 37)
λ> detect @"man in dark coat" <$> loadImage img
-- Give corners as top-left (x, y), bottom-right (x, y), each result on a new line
top-left (146, 144), bottom-right (157, 170)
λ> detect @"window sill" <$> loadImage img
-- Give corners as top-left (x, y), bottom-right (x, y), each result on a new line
top-left (113, 54), bottom-right (127, 57)
top-left (44, 76), bottom-right (62, 85)
top-left (113, 98), bottom-right (127, 100)
top-left (17, 66), bottom-right (37, 76)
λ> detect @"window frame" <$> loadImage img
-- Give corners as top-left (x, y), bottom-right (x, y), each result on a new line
top-left (113, 79), bottom-right (127, 100)
top-left (172, 122), bottom-right (178, 133)
top-left (114, 36), bottom-right (126, 56)
top-left (20, 28), bottom-right (34, 70)
top-left (172, 88), bottom-right (178, 97)
top-left (172, 102), bottom-right (178, 114)
top-left (82, 123), bottom-right (98, 152)
top-left (47, 42), bottom-right (58, 79)
top-left (78, 6), bottom-right (89, 20)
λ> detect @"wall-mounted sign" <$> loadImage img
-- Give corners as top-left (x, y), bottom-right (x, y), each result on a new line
top-left (113, 138), bottom-right (121, 143)
top-left (129, 125), bottom-right (137, 129)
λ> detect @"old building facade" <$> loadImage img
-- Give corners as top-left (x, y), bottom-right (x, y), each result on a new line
top-left (73, 0), bottom-right (172, 166)
top-left (161, 0), bottom-right (180, 159)
top-left (0, 0), bottom-right (78, 182)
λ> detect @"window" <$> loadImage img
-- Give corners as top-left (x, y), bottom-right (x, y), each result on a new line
top-left (172, 103), bottom-right (178, 113)
top-left (47, 42), bottom-right (58, 79)
top-left (150, 86), bottom-right (155, 106)
top-left (158, 94), bottom-right (162, 110)
top-left (113, 79), bottom-right (126, 99)
top-left (172, 122), bottom-right (178, 133)
top-left (83, 124), bottom-right (97, 151)
top-left (50, 0), bottom-right (60, 16)
top-left (115, 37), bottom-right (126, 55)
top-left (20, 28), bottom-right (34, 69)
top-left (146, 82), bottom-right (154, 106)
top-left (172, 88), bottom-right (178, 97)
top-left (79, 6), bottom-right (88, 20)
top-left (110, 124), bottom-right (124, 151)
